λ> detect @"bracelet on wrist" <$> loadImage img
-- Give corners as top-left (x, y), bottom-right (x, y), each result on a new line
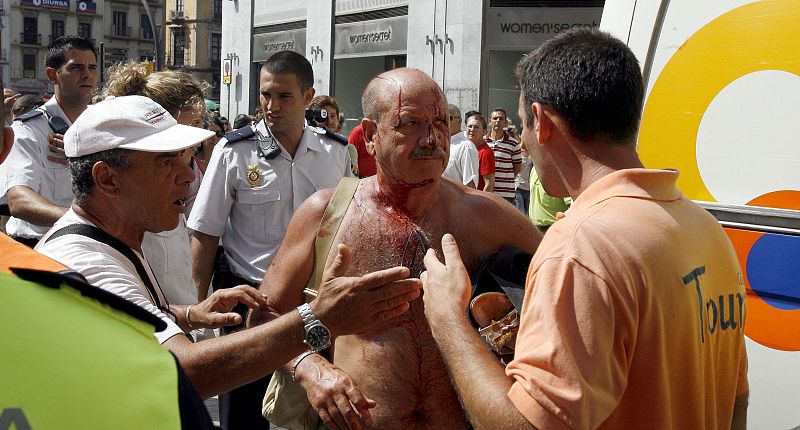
top-left (291, 351), bottom-right (317, 382)
top-left (185, 305), bottom-right (196, 330)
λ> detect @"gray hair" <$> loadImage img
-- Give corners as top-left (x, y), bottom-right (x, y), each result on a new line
top-left (69, 149), bottom-right (134, 204)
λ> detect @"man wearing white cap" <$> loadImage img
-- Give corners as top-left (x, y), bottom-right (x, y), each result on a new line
top-left (36, 95), bottom-right (422, 401)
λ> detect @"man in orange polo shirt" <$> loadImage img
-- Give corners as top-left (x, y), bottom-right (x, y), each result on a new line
top-left (421, 29), bottom-right (748, 429)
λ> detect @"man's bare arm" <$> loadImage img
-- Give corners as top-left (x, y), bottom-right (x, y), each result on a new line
top-left (421, 235), bottom-right (536, 430)
top-left (513, 162), bottom-right (522, 177)
top-left (190, 230), bottom-right (220, 301)
top-left (249, 189), bottom-right (330, 325)
top-left (166, 251), bottom-right (420, 400)
top-left (482, 174), bottom-right (495, 192)
top-left (248, 189), bottom-right (375, 430)
top-left (495, 195), bottom-right (542, 254)
top-left (6, 185), bottom-right (68, 227)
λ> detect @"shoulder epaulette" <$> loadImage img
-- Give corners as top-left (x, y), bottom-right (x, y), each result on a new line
top-left (15, 109), bottom-right (44, 122)
top-left (323, 128), bottom-right (348, 146)
top-left (224, 126), bottom-right (255, 144)
top-left (10, 267), bottom-right (168, 331)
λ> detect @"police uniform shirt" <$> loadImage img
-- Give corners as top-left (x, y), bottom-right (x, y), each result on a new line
top-left (4, 97), bottom-right (74, 239)
top-left (36, 208), bottom-right (185, 344)
top-left (187, 120), bottom-right (354, 284)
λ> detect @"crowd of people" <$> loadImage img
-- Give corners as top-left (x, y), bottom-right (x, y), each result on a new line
top-left (2, 29), bottom-right (747, 430)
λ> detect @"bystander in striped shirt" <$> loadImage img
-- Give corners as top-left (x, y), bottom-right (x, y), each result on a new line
top-left (485, 130), bottom-right (521, 200)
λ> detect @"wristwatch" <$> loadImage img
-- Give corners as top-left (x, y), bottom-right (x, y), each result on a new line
top-left (297, 303), bottom-right (331, 352)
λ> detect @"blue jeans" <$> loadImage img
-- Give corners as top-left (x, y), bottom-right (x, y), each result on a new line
top-left (515, 188), bottom-right (530, 216)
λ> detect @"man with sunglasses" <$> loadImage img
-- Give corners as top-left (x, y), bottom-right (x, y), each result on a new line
top-left (3, 36), bottom-right (96, 247)
top-left (187, 50), bottom-right (353, 429)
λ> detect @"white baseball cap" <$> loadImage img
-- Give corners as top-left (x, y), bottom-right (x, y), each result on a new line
top-left (65, 95), bottom-right (215, 157)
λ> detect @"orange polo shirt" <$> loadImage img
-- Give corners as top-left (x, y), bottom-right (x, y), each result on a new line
top-left (506, 169), bottom-right (748, 429)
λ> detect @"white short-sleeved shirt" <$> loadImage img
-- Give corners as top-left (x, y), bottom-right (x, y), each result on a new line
top-left (187, 121), bottom-right (353, 283)
top-left (4, 97), bottom-right (75, 239)
top-left (142, 214), bottom-right (196, 305)
top-left (443, 132), bottom-right (479, 186)
top-left (36, 208), bottom-right (184, 344)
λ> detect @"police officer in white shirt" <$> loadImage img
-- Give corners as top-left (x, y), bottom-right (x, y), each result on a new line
top-left (187, 50), bottom-right (353, 429)
top-left (4, 36), bottom-right (97, 246)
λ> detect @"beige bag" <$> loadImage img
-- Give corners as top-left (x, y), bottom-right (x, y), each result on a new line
top-left (262, 177), bottom-right (359, 430)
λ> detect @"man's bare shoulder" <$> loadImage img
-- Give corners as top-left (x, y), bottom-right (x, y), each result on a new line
top-left (441, 181), bottom-right (541, 254)
top-left (295, 187), bottom-right (337, 221)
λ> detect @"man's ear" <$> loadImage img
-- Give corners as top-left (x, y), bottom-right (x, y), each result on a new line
top-left (303, 87), bottom-right (316, 106)
top-left (361, 118), bottom-right (378, 155)
top-left (532, 102), bottom-right (554, 145)
top-left (45, 67), bottom-right (59, 86)
top-left (91, 161), bottom-right (121, 197)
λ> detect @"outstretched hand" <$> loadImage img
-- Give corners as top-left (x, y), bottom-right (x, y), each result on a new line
top-left (192, 285), bottom-right (268, 328)
top-left (420, 233), bottom-right (472, 323)
top-left (312, 243), bottom-right (421, 338)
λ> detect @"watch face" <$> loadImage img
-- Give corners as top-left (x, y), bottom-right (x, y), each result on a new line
top-left (307, 324), bottom-right (330, 350)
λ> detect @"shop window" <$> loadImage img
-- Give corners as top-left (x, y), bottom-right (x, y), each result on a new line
top-left (22, 17), bottom-right (39, 45)
top-left (113, 11), bottom-right (128, 37)
top-left (210, 33), bottom-right (221, 61)
top-left (172, 28), bottom-right (186, 66)
top-left (140, 14), bottom-right (153, 39)
top-left (23, 54), bottom-right (36, 78)
top-left (486, 50), bottom-right (528, 127)
top-left (52, 20), bottom-right (65, 40)
top-left (78, 23), bottom-right (91, 40)
top-left (213, 0), bottom-right (222, 20)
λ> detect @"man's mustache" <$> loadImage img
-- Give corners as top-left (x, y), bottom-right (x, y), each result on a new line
top-left (411, 146), bottom-right (447, 159)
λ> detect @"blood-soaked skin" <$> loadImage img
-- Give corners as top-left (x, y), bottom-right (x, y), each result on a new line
top-left (328, 183), bottom-right (479, 430)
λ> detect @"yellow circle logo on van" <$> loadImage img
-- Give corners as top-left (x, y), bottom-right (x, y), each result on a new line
top-left (639, 0), bottom-right (800, 351)
top-left (639, 0), bottom-right (800, 202)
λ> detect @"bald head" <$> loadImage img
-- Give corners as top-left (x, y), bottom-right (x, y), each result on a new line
top-left (362, 68), bottom-right (445, 123)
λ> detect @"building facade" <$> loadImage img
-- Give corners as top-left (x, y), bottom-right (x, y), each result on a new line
top-left (2, 0), bottom-right (163, 95)
top-left (221, 0), bottom-right (603, 132)
top-left (164, 0), bottom-right (221, 101)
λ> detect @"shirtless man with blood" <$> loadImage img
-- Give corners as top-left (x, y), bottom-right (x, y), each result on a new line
top-left (250, 68), bottom-right (541, 430)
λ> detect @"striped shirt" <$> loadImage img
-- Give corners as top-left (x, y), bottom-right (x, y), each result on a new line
top-left (485, 131), bottom-right (521, 199)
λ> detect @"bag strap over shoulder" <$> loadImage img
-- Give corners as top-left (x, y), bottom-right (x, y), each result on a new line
top-left (303, 177), bottom-right (360, 300)
top-left (45, 224), bottom-right (164, 310)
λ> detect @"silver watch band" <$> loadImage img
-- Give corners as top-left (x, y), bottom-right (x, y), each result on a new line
top-left (298, 302), bottom-right (315, 327)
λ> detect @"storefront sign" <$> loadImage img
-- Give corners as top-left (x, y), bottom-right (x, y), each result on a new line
top-left (486, 7), bottom-right (602, 49)
top-left (334, 15), bottom-right (407, 58)
top-left (252, 28), bottom-right (306, 62)
top-left (21, 0), bottom-right (69, 11)
top-left (77, 1), bottom-right (96, 13)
